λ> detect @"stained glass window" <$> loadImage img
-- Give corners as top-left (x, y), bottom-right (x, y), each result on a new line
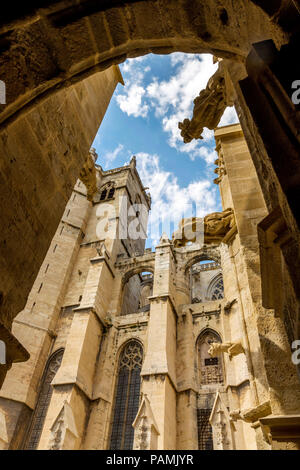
top-left (109, 341), bottom-right (143, 450)
top-left (25, 349), bottom-right (64, 450)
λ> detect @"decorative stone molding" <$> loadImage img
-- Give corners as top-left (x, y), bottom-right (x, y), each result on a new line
top-left (133, 394), bottom-right (160, 450)
top-left (259, 415), bottom-right (300, 448)
top-left (213, 147), bottom-right (227, 185)
top-left (79, 148), bottom-right (98, 202)
top-left (208, 341), bottom-right (244, 360)
top-left (48, 401), bottom-right (79, 450)
top-left (209, 392), bottom-right (235, 450)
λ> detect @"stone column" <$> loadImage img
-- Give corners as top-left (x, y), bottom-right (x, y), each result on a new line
top-left (176, 307), bottom-right (198, 449)
top-left (139, 235), bottom-right (177, 450)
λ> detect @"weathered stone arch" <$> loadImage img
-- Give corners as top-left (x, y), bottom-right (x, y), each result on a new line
top-left (121, 265), bottom-right (154, 287)
top-left (0, 0), bottom-right (296, 389)
top-left (196, 327), bottom-right (222, 347)
top-left (196, 328), bottom-right (224, 386)
top-left (184, 249), bottom-right (221, 274)
top-left (0, 0), bottom-right (285, 127)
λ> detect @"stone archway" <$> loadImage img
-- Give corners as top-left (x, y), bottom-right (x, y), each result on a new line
top-left (0, 0), bottom-right (285, 126)
top-left (0, 0), bottom-right (297, 383)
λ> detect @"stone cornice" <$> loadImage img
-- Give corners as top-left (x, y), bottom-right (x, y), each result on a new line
top-left (148, 294), bottom-right (178, 318)
top-left (90, 255), bottom-right (115, 279)
top-left (259, 415), bottom-right (300, 441)
top-left (72, 306), bottom-right (107, 329)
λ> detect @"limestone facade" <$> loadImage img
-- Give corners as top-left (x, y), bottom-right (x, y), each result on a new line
top-left (0, 124), bottom-right (299, 450)
top-left (1, 0), bottom-right (299, 396)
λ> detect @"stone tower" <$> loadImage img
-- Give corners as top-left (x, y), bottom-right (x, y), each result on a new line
top-left (0, 124), bottom-right (299, 450)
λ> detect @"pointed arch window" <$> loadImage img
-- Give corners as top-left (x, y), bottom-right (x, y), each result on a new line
top-left (25, 349), bottom-right (64, 450)
top-left (109, 341), bottom-right (143, 450)
top-left (197, 330), bottom-right (224, 386)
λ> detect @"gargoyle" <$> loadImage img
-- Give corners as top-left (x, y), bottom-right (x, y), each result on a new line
top-left (208, 341), bottom-right (244, 360)
top-left (178, 64), bottom-right (227, 143)
top-left (204, 208), bottom-right (235, 244)
top-left (224, 298), bottom-right (237, 313)
top-left (172, 208), bottom-right (236, 247)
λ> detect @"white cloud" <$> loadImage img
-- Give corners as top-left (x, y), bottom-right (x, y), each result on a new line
top-left (116, 53), bottom-right (237, 165)
top-left (116, 84), bottom-right (149, 118)
top-left (115, 58), bottom-right (150, 118)
top-left (219, 106), bottom-right (239, 127)
top-left (103, 144), bottom-right (124, 169)
top-left (135, 152), bottom-right (220, 246)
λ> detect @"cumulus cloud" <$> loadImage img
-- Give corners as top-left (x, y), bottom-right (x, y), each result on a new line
top-left (135, 152), bottom-right (220, 246)
top-left (116, 53), bottom-right (239, 165)
top-left (115, 58), bottom-right (150, 118)
top-left (116, 84), bottom-right (149, 118)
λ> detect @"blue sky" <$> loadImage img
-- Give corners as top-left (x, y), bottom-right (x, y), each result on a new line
top-left (92, 53), bottom-right (238, 247)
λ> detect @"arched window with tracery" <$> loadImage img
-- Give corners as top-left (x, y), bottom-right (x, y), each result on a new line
top-left (208, 274), bottom-right (224, 300)
top-left (25, 349), bottom-right (64, 450)
top-left (109, 341), bottom-right (143, 450)
top-left (197, 330), bottom-right (223, 386)
top-left (99, 182), bottom-right (115, 201)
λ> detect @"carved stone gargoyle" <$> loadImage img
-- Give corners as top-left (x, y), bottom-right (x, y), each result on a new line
top-left (178, 63), bottom-right (227, 143)
top-left (172, 208), bottom-right (236, 247)
top-left (204, 208), bottom-right (236, 244)
top-left (208, 341), bottom-right (244, 360)
top-left (79, 148), bottom-right (98, 201)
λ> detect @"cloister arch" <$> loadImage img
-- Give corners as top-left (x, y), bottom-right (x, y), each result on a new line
top-left (0, 0), bottom-right (284, 126)
top-left (0, 0), bottom-right (299, 390)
